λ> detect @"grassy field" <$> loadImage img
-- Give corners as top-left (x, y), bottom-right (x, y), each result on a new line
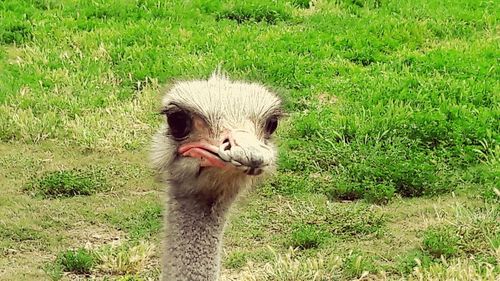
top-left (0, 0), bottom-right (499, 280)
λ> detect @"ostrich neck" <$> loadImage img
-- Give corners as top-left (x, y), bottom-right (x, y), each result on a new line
top-left (162, 185), bottom-right (235, 281)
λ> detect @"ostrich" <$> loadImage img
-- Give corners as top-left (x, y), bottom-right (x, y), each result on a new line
top-left (151, 72), bottom-right (283, 281)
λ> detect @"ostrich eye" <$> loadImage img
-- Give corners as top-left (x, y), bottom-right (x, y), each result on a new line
top-left (264, 116), bottom-right (278, 135)
top-left (166, 110), bottom-right (192, 139)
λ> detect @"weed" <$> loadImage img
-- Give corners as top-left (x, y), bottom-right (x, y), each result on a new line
top-left (0, 23), bottom-right (32, 44)
top-left (95, 241), bottom-right (154, 275)
top-left (364, 183), bottom-right (396, 204)
top-left (328, 180), bottom-right (364, 202)
top-left (216, 3), bottom-right (291, 24)
top-left (25, 167), bottom-right (108, 198)
top-left (343, 252), bottom-right (377, 278)
top-left (328, 140), bottom-right (451, 201)
top-left (290, 0), bottom-right (311, 9)
top-left (57, 248), bottom-right (95, 274)
top-left (289, 224), bottom-right (328, 250)
top-left (464, 165), bottom-right (500, 203)
top-left (224, 251), bottom-right (248, 269)
top-left (396, 249), bottom-right (433, 274)
top-left (422, 226), bottom-right (460, 259)
top-left (330, 205), bottom-right (385, 237)
top-left (0, 7), bottom-right (33, 45)
top-left (481, 187), bottom-right (500, 203)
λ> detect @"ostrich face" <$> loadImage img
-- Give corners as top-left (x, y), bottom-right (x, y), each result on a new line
top-left (152, 74), bottom-right (282, 196)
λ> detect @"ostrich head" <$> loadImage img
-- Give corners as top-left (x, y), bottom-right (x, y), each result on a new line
top-left (152, 72), bottom-right (283, 280)
top-left (152, 72), bottom-right (283, 204)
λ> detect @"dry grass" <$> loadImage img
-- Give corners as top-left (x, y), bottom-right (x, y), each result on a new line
top-left (223, 247), bottom-right (343, 281)
top-left (95, 241), bottom-right (156, 275)
top-left (410, 249), bottom-right (499, 281)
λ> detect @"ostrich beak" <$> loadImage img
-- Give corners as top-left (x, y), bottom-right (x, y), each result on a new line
top-left (218, 130), bottom-right (274, 175)
top-left (178, 142), bottom-right (227, 168)
top-left (178, 130), bottom-right (274, 175)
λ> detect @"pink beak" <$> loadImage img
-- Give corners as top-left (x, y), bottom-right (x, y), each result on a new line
top-left (178, 141), bottom-right (227, 169)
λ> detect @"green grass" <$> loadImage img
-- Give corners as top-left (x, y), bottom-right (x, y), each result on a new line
top-left (224, 251), bottom-right (248, 269)
top-left (25, 167), bottom-right (109, 198)
top-left (0, 0), bottom-right (499, 279)
top-left (108, 200), bottom-right (163, 241)
top-left (289, 224), bottom-right (329, 250)
top-left (423, 226), bottom-right (460, 259)
top-left (396, 249), bottom-right (433, 274)
top-left (343, 252), bottom-right (377, 278)
top-left (58, 248), bottom-right (95, 274)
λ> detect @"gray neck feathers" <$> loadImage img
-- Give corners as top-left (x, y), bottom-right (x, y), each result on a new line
top-left (161, 185), bottom-right (236, 281)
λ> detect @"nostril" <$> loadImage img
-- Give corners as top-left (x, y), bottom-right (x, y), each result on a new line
top-left (249, 159), bottom-right (263, 168)
top-left (222, 138), bottom-right (231, 151)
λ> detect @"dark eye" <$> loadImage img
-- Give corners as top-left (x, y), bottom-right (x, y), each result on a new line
top-left (166, 110), bottom-right (192, 139)
top-left (264, 116), bottom-right (278, 135)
